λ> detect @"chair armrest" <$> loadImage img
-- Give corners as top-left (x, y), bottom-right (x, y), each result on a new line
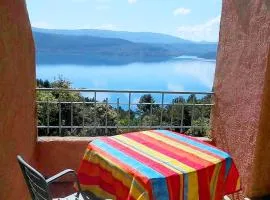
top-left (46, 169), bottom-right (82, 192)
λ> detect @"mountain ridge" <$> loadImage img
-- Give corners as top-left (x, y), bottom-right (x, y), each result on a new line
top-left (33, 28), bottom-right (218, 65)
top-left (32, 27), bottom-right (199, 44)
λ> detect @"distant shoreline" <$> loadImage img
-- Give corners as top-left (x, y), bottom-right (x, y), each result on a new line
top-left (173, 55), bottom-right (216, 62)
top-left (36, 53), bottom-right (216, 66)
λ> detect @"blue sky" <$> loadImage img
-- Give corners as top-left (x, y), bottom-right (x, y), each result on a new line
top-left (26, 0), bottom-right (222, 42)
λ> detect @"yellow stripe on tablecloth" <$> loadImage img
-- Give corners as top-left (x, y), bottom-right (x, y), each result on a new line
top-left (82, 148), bottom-right (149, 200)
top-left (141, 131), bottom-right (221, 164)
top-left (210, 162), bottom-right (222, 200)
top-left (115, 135), bottom-right (199, 200)
top-left (116, 135), bottom-right (195, 173)
top-left (110, 137), bottom-right (185, 200)
top-left (187, 171), bottom-right (199, 200)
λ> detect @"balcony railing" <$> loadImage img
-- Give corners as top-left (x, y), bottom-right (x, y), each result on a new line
top-left (36, 88), bottom-right (214, 137)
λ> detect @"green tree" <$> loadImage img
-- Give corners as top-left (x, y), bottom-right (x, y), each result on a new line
top-left (37, 79), bottom-right (51, 88)
top-left (36, 78), bottom-right (118, 137)
top-left (137, 94), bottom-right (160, 127)
top-left (185, 117), bottom-right (210, 137)
top-left (137, 94), bottom-right (158, 114)
top-left (36, 90), bottom-right (58, 134)
top-left (185, 94), bottom-right (212, 137)
top-left (163, 96), bottom-right (191, 132)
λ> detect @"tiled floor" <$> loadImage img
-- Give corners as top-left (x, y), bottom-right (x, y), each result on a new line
top-left (49, 182), bottom-right (101, 200)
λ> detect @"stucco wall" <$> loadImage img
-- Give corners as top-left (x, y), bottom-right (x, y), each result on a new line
top-left (36, 137), bottom-right (92, 179)
top-left (0, 0), bottom-right (36, 199)
top-left (212, 0), bottom-right (270, 198)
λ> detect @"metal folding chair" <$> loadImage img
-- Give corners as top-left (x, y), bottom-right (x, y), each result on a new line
top-left (17, 155), bottom-right (91, 200)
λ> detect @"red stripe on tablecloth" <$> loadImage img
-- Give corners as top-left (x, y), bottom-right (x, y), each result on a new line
top-left (214, 160), bottom-right (226, 200)
top-left (196, 167), bottom-right (211, 200)
top-left (149, 130), bottom-right (224, 161)
top-left (90, 143), bottom-right (154, 200)
top-left (78, 164), bottom-right (133, 200)
top-left (224, 161), bottom-right (240, 194)
top-left (155, 129), bottom-right (216, 147)
top-left (123, 133), bottom-right (216, 199)
top-left (125, 132), bottom-right (213, 170)
top-left (103, 137), bottom-right (181, 200)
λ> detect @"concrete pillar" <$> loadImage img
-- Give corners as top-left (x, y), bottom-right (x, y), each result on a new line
top-left (212, 0), bottom-right (270, 198)
top-left (0, 0), bottom-right (36, 199)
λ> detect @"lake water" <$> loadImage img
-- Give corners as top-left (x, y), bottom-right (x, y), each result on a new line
top-left (37, 56), bottom-right (215, 90)
top-left (36, 56), bottom-right (216, 103)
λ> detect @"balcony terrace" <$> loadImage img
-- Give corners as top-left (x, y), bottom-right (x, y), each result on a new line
top-left (0, 0), bottom-right (270, 200)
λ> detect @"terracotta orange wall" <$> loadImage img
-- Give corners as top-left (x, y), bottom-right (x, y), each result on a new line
top-left (36, 137), bottom-right (92, 179)
top-left (212, 0), bottom-right (270, 198)
top-left (0, 0), bottom-right (37, 199)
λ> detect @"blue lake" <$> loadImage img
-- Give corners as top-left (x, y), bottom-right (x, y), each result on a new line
top-left (36, 56), bottom-right (216, 103)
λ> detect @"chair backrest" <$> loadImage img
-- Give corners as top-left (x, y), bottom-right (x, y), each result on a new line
top-left (17, 155), bottom-right (52, 200)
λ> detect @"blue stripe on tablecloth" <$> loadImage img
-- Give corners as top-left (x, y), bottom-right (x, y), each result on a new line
top-left (156, 130), bottom-right (230, 159)
top-left (92, 139), bottom-right (170, 200)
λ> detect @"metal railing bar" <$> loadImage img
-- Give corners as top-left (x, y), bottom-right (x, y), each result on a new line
top-left (201, 105), bottom-right (204, 133)
top-left (58, 99), bottom-right (62, 136)
top-left (46, 99), bottom-right (50, 135)
top-left (37, 125), bottom-right (209, 129)
top-left (180, 103), bottom-right (184, 132)
top-left (82, 98), bottom-right (85, 133)
top-left (116, 98), bottom-right (120, 134)
top-left (105, 98), bottom-right (108, 134)
top-left (150, 103), bottom-right (153, 128)
top-left (170, 102), bottom-right (174, 130)
top-left (191, 95), bottom-right (196, 132)
top-left (36, 88), bottom-right (214, 95)
top-left (94, 92), bottom-right (97, 136)
top-left (37, 101), bottom-right (213, 106)
top-left (71, 101), bottom-right (73, 133)
top-left (128, 92), bottom-right (131, 132)
top-left (139, 110), bottom-right (142, 130)
top-left (160, 93), bottom-right (164, 128)
top-left (36, 88), bottom-right (214, 136)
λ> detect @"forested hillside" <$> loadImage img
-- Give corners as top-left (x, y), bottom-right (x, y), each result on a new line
top-left (33, 29), bottom-right (217, 65)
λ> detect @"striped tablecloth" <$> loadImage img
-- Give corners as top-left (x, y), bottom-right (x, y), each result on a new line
top-left (77, 130), bottom-right (240, 200)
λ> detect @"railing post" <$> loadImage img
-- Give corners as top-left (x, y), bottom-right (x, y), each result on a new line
top-left (82, 99), bottom-right (85, 134)
top-left (160, 93), bottom-right (164, 129)
top-left (128, 92), bottom-right (131, 132)
top-left (46, 98), bottom-right (50, 136)
top-left (105, 98), bottom-right (108, 135)
top-left (71, 101), bottom-right (73, 134)
top-left (191, 94), bottom-right (196, 133)
top-left (58, 99), bottom-right (62, 136)
top-left (170, 101), bottom-right (174, 131)
top-left (117, 98), bottom-right (120, 134)
top-left (94, 92), bottom-right (97, 136)
top-left (201, 105), bottom-right (204, 134)
top-left (150, 103), bottom-right (153, 129)
top-left (180, 103), bottom-right (184, 133)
